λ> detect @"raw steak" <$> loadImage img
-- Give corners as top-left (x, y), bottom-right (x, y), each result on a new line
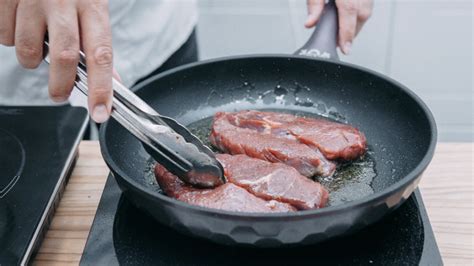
top-left (210, 112), bottom-right (336, 177)
top-left (225, 110), bottom-right (367, 161)
top-left (155, 164), bottom-right (296, 213)
top-left (217, 154), bottom-right (329, 210)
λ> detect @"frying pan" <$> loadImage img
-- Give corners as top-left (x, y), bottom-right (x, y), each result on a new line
top-left (99, 1), bottom-right (436, 247)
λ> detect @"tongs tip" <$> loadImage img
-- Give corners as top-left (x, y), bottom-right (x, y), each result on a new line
top-left (184, 161), bottom-right (226, 188)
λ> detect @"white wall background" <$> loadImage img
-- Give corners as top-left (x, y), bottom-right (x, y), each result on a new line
top-left (196, 0), bottom-right (473, 141)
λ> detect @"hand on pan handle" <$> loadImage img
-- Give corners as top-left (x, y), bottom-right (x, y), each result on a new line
top-left (0, 0), bottom-right (114, 123)
top-left (305, 0), bottom-right (374, 55)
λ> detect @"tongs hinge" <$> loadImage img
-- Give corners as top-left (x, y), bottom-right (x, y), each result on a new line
top-left (43, 41), bottom-right (225, 187)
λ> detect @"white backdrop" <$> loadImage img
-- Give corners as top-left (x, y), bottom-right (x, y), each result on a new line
top-left (196, 0), bottom-right (473, 141)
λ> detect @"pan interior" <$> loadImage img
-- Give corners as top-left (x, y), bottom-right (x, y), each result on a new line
top-left (104, 56), bottom-right (434, 209)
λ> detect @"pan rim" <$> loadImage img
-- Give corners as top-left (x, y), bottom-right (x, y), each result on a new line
top-left (100, 54), bottom-right (438, 218)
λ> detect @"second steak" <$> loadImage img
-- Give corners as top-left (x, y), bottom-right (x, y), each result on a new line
top-left (217, 154), bottom-right (329, 210)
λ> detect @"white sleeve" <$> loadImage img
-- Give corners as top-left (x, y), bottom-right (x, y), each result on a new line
top-left (0, 47), bottom-right (55, 106)
top-left (0, 0), bottom-right (198, 106)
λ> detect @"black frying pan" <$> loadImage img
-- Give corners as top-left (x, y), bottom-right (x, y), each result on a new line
top-left (99, 2), bottom-right (436, 247)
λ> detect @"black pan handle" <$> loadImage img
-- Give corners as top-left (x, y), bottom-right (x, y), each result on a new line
top-left (294, 0), bottom-right (339, 61)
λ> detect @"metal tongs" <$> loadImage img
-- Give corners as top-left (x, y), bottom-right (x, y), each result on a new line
top-left (43, 41), bottom-right (225, 188)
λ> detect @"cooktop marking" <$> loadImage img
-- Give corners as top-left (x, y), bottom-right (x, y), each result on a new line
top-left (0, 129), bottom-right (26, 198)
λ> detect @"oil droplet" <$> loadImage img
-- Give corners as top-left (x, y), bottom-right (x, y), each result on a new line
top-left (274, 95), bottom-right (285, 103)
top-left (293, 83), bottom-right (302, 95)
top-left (274, 86), bottom-right (288, 96)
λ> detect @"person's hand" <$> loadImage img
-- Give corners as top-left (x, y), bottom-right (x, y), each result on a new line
top-left (0, 0), bottom-right (113, 123)
top-left (305, 0), bottom-right (373, 55)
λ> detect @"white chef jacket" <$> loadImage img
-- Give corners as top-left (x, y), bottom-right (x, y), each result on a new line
top-left (0, 0), bottom-right (198, 106)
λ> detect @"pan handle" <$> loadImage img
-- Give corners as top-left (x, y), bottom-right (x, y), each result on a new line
top-left (294, 0), bottom-right (339, 61)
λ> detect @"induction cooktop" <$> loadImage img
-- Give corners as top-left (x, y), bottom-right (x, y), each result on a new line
top-left (0, 106), bottom-right (88, 265)
top-left (81, 174), bottom-right (442, 265)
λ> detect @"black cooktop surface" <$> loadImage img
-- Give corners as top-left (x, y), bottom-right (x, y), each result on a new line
top-left (81, 175), bottom-right (442, 266)
top-left (0, 106), bottom-right (88, 265)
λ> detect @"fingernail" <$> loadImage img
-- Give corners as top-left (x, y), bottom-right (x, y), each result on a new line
top-left (92, 104), bottom-right (109, 123)
top-left (305, 14), bottom-right (318, 27)
top-left (113, 68), bottom-right (122, 82)
top-left (343, 42), bottom-right (352, 55)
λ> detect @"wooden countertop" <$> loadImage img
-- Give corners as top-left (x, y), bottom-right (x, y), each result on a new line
top-left (33, 141), bottom-right (473, 265)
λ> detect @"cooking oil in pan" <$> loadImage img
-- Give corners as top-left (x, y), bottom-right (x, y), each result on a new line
top-left (320, 151), bottom-right (376, 206)
top-left (177, 81), bottom-right (347, 125)
top-left (186, 116), bottom-right (215, 148)
top-left (144, 158), bottom-right (162, 193)
top-left (186, 109), bottom-right (376, 207)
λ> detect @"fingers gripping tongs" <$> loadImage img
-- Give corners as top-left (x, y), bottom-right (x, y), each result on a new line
top-left (43, 42), bottom-right (225, 187)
